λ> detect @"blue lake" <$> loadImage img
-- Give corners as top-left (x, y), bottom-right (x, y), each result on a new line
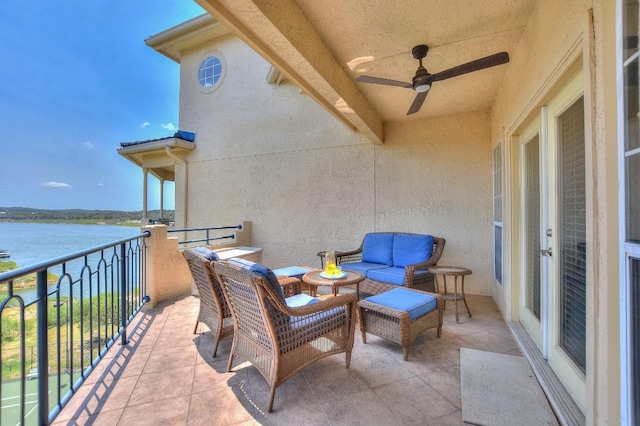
top-left (0, 222), bottom-right (142, 303)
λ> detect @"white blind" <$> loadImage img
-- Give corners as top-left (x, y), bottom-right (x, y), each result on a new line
top-left (558, 97), bottom-right (586, 373)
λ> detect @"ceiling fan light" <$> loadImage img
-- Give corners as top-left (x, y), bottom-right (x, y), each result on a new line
top-left (414, 82), bottom-right (431, 93)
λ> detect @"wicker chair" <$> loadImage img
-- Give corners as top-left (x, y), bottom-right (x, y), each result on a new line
top-left (183, 248), bottom-right (301, 358)
top-left (182, 248), bottom-right (234, 358)
top-left (212, 259), bottom-right (357, 413)
top-left (320, 233), bottom-right (446, 296)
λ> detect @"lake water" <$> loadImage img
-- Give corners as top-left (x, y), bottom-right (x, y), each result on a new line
top-left (0, 222), bottom-right (142, 303)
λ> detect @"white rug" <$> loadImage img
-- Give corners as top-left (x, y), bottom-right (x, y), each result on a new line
top-left (460, 348), bottom-right (558, 426)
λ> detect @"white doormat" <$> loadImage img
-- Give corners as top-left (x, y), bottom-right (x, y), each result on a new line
top-left (460, 348), bottom-right (558, 426)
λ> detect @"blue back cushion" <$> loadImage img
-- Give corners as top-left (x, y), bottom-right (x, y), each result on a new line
top-left (192, 246), bottom-right (220, 261)
top-left (393, 234), bottom-right (434, 267)
top-left (365, 288), bottom-right (437, 320)
top-left (362, 233), bottom-right (394, 265)
top-left (227, 258), bottom-right (285, 302)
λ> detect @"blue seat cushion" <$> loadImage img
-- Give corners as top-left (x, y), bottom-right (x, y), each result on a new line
top-left (365, 288), bottom-right (437, 320)
top-left (285, 293), bottom-right (320, 307)
top-left (273, 266), bottom-right (314, 280)
top-left (340, 262), bottom-right (389, 275)
top-left (192, 246), bottom-right (220, 261)
top-left (227, 257), bottom-right (285, 302)
top-left (362, 233), bottom-right (394, 265)
top-left (366, 266), bottom-right (406, 285)
top-left (393, 234), bottom-right (434, 267)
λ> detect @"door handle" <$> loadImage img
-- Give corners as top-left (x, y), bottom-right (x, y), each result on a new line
top-left (540, 247), bottom-right (553, 257)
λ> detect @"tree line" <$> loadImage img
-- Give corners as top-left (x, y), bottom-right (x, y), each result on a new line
top-left (0, 207), bottom-right (174, 224)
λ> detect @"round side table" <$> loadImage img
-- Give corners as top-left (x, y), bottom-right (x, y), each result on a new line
top-left (428, 266), bottom-right (472, 323)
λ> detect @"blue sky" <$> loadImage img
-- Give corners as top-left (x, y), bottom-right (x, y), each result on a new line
top-left (0, 1), bottom-right (206, 211)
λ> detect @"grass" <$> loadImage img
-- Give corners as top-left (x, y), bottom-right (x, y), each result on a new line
top-left (0, 260), bottom-right (58, 291)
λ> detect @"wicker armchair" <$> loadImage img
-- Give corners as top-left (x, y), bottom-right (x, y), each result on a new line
top-left (212, 259), bottom-right (357, 413)
top-left (182, 248), bottom-right (234, 358)
top-left (319, 233), bottom-right (446, 296)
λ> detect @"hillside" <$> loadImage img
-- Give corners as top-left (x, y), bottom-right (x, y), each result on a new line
top-left (0, 207), bottom-right (174, 226)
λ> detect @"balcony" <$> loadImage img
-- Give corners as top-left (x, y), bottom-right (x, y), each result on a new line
top-left (1, 224), bottom-right (541, 425)
top-left (51, 293), bottom-right (518, 425)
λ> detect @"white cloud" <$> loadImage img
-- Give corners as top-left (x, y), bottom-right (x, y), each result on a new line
top-left (141, 122), bottom-right (151, 128)
top-left (42, 181), bottom-right (72, 189)
top-left (83, 141), bottom-right (94, 149)
top-left (161, 123), bottom-right (176, 131)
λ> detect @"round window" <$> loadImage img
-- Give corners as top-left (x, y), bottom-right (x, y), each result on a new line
top-left (198, 56), bottom-right (223, 89)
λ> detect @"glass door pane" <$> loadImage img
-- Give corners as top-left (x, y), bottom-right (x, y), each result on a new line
top-left (557, 96), bottom-right (586, 373)
top-left (525, 135), bottom-right (541, 320)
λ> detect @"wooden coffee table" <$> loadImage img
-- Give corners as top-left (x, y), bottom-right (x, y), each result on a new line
top-left (302, 270), bottom-right (365, 299)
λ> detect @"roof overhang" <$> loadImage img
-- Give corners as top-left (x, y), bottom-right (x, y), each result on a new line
top-left (145, 13), bottom-right (231, 63)
top-left (118, 138), bottom-right (195, 181)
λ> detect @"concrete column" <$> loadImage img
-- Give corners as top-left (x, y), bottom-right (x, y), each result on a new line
top-left (142, 224), bottom-right (191, 307)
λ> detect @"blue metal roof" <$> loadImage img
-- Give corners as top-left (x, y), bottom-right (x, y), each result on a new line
top-left (120, 130), bottom-right (195, 148)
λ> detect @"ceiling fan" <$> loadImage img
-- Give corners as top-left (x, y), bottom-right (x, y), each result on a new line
top-left (355, 45), bottom-right (509, 115)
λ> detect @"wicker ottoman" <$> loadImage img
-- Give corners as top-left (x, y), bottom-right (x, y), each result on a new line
top-left (358, 287), bottom-right (444, 361)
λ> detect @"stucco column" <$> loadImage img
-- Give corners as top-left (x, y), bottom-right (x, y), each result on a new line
top-left (142, 168), bottom-right (149, 224)
top-left (142, 224), bottom-right (191, 308)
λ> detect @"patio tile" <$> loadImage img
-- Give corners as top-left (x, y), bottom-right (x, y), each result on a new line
top-left (419, 365), bottom-right (462, 409)
top-left (129, 365), bottom-right (195, 406)
top-left (302, 357), bottom-right (370, 403)
top-left (187, 387), bottom-right (255, 425)
top-left (82, 346), bottom-right (151, 384)
top-left (350, 352), bottom-right (417, 388)
top-left (121, 395), bottom-right (191, 425)
top-left (55, 375), bottom-right (138, 421)
top-left (51, 293), bottom-right (525, 425)
top-left (142, 341), bottom-right (198, 373)
top-left (320, 388), bottom-right (400, 425)
top-left (191, 360), bottom-right (237, 393)
top-left (52, 408), bottom-right (124, 425)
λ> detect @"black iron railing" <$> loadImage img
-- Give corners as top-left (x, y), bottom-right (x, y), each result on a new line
top-left (168, 224), bottom-right (242, 246)
top-left (0, 232), bottom-right (149, 425)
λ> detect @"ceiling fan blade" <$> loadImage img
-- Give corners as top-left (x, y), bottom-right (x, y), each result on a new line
top-left (407, 91), bottom-right (429, 115)
top-left (431, 52), bottom-right (509, 82)
top-left (356, 75), bottom-right (413, 89)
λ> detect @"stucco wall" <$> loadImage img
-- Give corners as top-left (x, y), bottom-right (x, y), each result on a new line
top-left (177, 34), bottom-right (494, 296)
top-left (490, 0), bottom-right (589, 313)
top-left (382, 114), bottom-right (493, 295)
top-left (488, 0), bottom-right (621, 423)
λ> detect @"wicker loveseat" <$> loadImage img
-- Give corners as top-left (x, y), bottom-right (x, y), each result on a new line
top-left (322, 232), bottom-right (445, 296)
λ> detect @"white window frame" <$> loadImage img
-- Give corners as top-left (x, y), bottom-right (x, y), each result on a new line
top-left (197, 50), bottom-right (226, 93)
top-left (618, 0), bottom-right (640, 423)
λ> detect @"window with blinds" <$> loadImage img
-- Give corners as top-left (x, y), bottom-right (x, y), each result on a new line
top-left (558, 97), bottom-right (586, 374)
top-left (623, 0), bottom-right (640, 421)
top-left (493, 143), bottom-right (503, 285)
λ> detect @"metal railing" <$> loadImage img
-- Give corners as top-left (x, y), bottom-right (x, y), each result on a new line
top-left (168, 224), bottom-right (242, 246)
top-left (0, 232), bottom-right (149, 425)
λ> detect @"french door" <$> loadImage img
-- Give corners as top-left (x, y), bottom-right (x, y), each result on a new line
top-left (519, 69), bottom-right (587, 411)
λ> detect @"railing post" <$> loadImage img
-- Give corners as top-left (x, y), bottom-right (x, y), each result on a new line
top-left (120, 243), bottom-right (128, 346)
top-left (36, 269), bottom-right (49, 425)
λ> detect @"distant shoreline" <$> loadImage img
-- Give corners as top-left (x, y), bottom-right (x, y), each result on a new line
top-left (0, 207), bottom-right (173, 227)
top-left (0, 219), bottom-right (142, 227)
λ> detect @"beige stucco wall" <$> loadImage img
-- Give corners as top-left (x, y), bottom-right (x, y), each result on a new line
top-left (489, 0), bottom-right (620, 423)
top-left (177, 35), bottom-right (495, 296)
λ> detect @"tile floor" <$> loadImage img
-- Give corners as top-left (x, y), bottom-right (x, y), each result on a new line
top-left (53, 291), bottom-right (523, 425)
